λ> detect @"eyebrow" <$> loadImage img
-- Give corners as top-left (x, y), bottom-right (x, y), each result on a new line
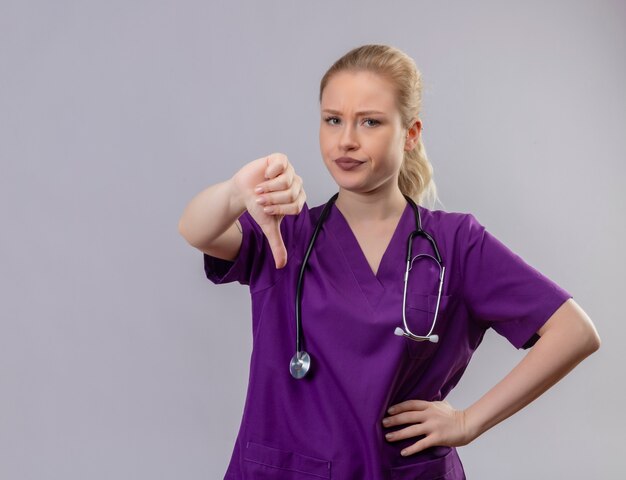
top-left (321, 109), bottom-right (387, 116)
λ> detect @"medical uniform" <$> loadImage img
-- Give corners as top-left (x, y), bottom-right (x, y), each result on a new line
top-left (203, 200), bottom-right (572, 479)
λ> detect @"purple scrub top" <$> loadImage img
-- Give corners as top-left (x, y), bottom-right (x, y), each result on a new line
top-left (203, 200), bottom-right (572, 479)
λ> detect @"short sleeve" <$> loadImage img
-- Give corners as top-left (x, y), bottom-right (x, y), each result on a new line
top-left (202, 204), bottom-right (309, 289)
top-left (460, 213), bottom-right (573, 349)
top-left (202, 210), bottom-right (265, 286)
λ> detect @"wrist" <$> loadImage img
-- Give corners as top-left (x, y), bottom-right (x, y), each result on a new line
top-left (462, 406), bottom-right (486, 443)
top-left (227, 176), bottom-right (248, 216)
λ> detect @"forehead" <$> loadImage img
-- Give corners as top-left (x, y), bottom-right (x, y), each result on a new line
top-left (321, 70), bottom-right (397, 112)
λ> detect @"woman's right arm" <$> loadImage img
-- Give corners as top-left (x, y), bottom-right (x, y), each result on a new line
top-left (177, 153), bottom-right (306, 268)
top-left (177, 177), bottom-right (246, 261)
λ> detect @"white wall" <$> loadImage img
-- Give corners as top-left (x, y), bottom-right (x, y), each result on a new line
top-left (1, 0), bottom-right (623, 478)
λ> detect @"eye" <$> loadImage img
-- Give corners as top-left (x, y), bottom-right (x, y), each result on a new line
top-left (324, 116), bottom-right (340, 126)
top-left (363, 118), bottom-right (381, 127)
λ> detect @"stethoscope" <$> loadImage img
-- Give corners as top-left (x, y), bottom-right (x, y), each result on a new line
top-left (289, 192), bottom-right (446, 379)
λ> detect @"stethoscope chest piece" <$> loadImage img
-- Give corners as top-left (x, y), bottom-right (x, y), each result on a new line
top-left (289, 351), bottom-right (311, 379)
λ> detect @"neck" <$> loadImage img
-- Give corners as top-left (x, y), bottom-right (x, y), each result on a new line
top-left (334, 186), bottom-right (407, 223)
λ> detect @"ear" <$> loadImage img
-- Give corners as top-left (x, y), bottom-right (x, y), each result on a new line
top-left (404, 119), bottom-right (422, 151)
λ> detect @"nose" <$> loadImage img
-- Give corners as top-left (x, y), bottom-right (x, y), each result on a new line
top-left (339, 124), bottom-right (359, 151)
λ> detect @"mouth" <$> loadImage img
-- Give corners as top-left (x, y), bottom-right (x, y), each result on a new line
top-left (334, 157), bottom-right (365, 171)
top-left (335, 157), bottom-right (365, 166)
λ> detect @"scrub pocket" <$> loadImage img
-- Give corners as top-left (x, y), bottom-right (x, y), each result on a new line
top-left (403, 294), bottom-right (450, 360)
top-left (242, 440), bottom-right (332, 479)
top-left (389, 447), bottom-right (464, 479)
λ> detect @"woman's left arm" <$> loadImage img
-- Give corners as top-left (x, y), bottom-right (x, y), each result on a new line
top-left (383, 298), bottom-right (601, 456)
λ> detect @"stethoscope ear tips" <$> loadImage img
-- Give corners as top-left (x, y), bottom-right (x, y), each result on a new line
top-left (394, 327), bottom-right (439, 343)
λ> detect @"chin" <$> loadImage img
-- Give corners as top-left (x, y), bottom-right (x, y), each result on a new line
top-left (334, 180), bottom-right (369, 194)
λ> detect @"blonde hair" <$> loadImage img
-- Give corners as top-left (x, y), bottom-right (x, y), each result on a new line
top-left (319, 44), bottom-right (441, 209)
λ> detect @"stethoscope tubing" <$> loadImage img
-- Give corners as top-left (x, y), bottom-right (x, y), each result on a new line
top-left (291, 192), bottom-right (443, 379)
top-left (294, 192), bottom-right (339, 354)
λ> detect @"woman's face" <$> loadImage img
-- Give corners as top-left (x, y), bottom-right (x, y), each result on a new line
top-left (319, 70), bottom-right (412, 195)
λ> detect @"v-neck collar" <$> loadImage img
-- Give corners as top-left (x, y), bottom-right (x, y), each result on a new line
top-left (326, 200), bottom-right (415, 310)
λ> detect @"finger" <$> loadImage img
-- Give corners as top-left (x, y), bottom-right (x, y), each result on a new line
top-left (264, 153), bottom-right (288, 180)
top-left (271, 187), bottom-right (305, 216)
top-left (256, 170), bottom-right (293, 194)
top-left (261, 200), bottom-right (302, 216)
top-left (385, 423), bottom-right (428, 442)
top-left (256, 176), bottom-right (302, 207)
top-left (400, 436), bottom-right (436, 457)
top-left (388, 399), bottom-right (431, 414)
top-left (260, 218), bottom-right (288, 269)
top-left (256, 188), bottom-right (296, 206)
top-left (383, 410), bottom-right (427, 427)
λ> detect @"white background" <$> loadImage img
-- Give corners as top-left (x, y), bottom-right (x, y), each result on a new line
top-left (1, 0), bottom-right (623, 478)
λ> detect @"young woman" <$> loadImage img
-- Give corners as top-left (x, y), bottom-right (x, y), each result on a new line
top-left (178, 44), bottom-right (600, 479)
